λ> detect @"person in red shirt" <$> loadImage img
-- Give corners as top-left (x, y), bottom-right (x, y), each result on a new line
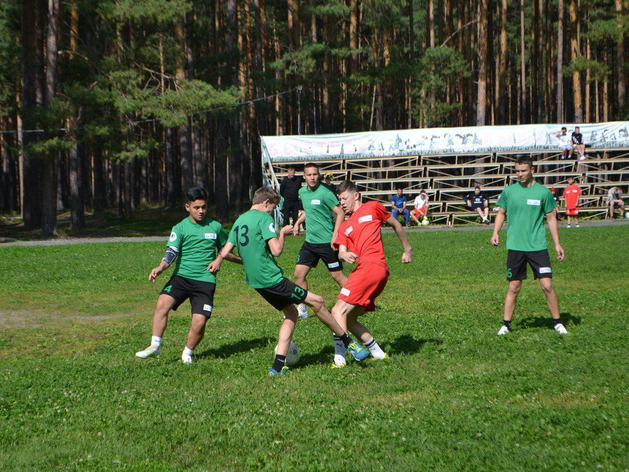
top-left (563, 176), bottom-right (582, 228)
top-left (331, 180), bottom-right (413, 367)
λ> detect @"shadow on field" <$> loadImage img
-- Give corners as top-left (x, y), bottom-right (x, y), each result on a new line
top-left (518, 312), bottom-right (581, 330)
top-left (388, 334), bottom-right (443, 355)
top-left (296, 347), bottom-right (333, 368)
top-left (197, 337), bottom-right (273, 359)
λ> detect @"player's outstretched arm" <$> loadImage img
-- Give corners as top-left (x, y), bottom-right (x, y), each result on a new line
top-left (149, 260), bottom-right (169, 282)
top-left (491, 208), bottom-right (506, 246)
top-left (331, 206), bottom-right (345, 248)
top-left (223, 252), bottom-right (242, 265)
top-left (386, 216), bottom-right (413, 263)
top-left (338, 244), bottom-right (358, 264)
top-left (293, 212), bottom-right (306, 236)
top-left (267, 225), bottom-right (294, 257)
top-left (545, 210), bottom-right (565, 261)
top-left (208, 242), bottom-right (236, 273)
top-left (149, 246), bottom-right (179, 282)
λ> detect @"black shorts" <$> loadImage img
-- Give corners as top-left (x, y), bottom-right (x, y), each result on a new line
top-left (255, 278), bottom-right (308, 311)
top-left (472, 204), bottom-right (486, 211)
top-left (507, 250), bottom-right (553, 281)
top-left (161, 275), bottom-right (215, 318)
top-left (296, 241), bottom-right (343, 272)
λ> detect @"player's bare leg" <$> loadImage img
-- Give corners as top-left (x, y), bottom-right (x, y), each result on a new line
top-left (269, 304), bottom-right (298, 375)
top-left (136, 294), bottom-right (177, 359)
top-left (332, 299), bottom-right (386, 364)
top-left (181, 314), bottom-right (209, 364)
top-left (329, 270), bottom-right (348, 288)
top-left (304, 292), bottom-right (345, 335)
top-left (498, 280), bottom-right (521, 335)
top-left (539, 277), bottom-right (567, 334)
top-left (294, 264), bottom-right (311, 318)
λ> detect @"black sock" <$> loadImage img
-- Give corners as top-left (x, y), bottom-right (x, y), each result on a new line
top-left (339, 333), bottom-right (353, 348)
top-left (503, 320), bottom-right (512, 329)
top-left (272, 355), bottom-right (286, 372)
top-left (553, 318), bottom-right (563, 326)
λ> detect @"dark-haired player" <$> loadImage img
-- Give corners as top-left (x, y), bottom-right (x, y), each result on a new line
top-left (292, 163), bottom-right (347, 319)
top-left (136, 187), bottom-right (242, 364)
top-left (331, 181), bottom-right (413, 367)
top-left (209, 187), bottom-right (369, 376)
top-left (491, 156), bottom-right (568, 335)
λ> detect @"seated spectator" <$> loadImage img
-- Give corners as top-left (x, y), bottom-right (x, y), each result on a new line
top-left (556, 127), bottom-right (572, 159)
top-left (606, 186), bottom-right (625, 219)
top-left (571, 126), bottom-right (586, 160)
top-left (563, 177), bottom-right (582, 228)
top-left (391, 187), bottom-right (410, 226)
top-left (465, 185), bottom-right (490, 224)
top-left (411, 190), bottom-right (429, 225)
top-left (322, 173), bottom-right (336, 194)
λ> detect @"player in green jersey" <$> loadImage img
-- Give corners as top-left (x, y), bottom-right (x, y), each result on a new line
top-left (209, 187), bottom-right (370, 376)
top-left (491, 156), bottom-right (568, 335)
top-left (292, 163), bottom-right (347, 319)
top-left (135, 187), bottom-right (241, 363)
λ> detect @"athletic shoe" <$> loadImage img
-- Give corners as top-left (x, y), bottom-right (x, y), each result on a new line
top-left (554, 323), bottom-right (568, 334)
top-left (331, 360), bottom-right (347, 369)
top-left (346, 341), bottom-right (370, 361)
top-left (135, 344), bottom-right (161, 359)
top-left (567, 224), bottom-right (571, 228)
top-left (575, 224), bottom-right (580, 228)
top-left (297, 303), bottom-right (309, 319)
top-left (497, 325), bottom-right (510, 336)
top-left (182, 353), bottom-right (193, 364)
top-left (268, 366), bottom-right (291, 376)
top-left (369, 353), bottom-right (390, 361)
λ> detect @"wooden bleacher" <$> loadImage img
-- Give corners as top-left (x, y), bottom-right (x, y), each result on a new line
top-left (264, 149), bottom-right (629, 225)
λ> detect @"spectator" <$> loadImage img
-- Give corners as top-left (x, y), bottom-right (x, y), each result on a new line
top-left (606, 186), bottom-right (625, 219)
top-left (563, 177), bottom-right (582, 228)
top-left (279, 165), bottom-right (304, 226)
top-left (465, 185), bottom-right (490, 224)
top-left (411, 190), bottom-right (429, 226)
top-left (322, 173), bottom-right (337, 194)
top-left (571, 126), bottom-right (586, 160)
top-left (556, 127), bottom-right (572, 160)
top-left (391, 187), bottom-right (410, 226)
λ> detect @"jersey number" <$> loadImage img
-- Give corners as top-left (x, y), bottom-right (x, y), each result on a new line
top-left (235, 225), bottom-right (250, 246)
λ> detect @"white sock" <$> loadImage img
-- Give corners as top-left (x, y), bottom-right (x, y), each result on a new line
top-left (364, 337), bottom-right (385, 359)
top-left (183, 346), bottom-right (194, 356)
top-left (333, 335), bottom-right (346, 365)
top-left (151, 336), bottom-right (162, 346)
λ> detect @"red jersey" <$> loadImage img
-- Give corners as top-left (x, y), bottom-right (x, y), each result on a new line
top-left (334, 201), bottom-right (391, 268)
top-left (564, 184), bottom-right (582, 209)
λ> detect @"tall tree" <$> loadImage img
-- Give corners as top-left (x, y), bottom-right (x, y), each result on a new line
top-left (477, 0), bottom-right (488, 125)
top-left (557, 0), bottom-right (564, 122)
top-left (569, 0), bottom-right (583, 122)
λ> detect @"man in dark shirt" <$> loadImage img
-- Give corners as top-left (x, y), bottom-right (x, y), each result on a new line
top-left (391, 187), bottom-right (410, 226)
top-left (571, 126), bottom-right (586, 160)
top-left (465, 185), bottom-right (490, 224)
top-left (279, 165), bottom-right (304, 226)
top-left (322, 173), bottom-right (337, 195)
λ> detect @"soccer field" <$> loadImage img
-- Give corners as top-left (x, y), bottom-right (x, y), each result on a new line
top-left (1, 226), bottom-right (628, 471)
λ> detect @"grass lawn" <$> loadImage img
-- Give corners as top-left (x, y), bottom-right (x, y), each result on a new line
top-left (1, 226), bottom-right (628, 471)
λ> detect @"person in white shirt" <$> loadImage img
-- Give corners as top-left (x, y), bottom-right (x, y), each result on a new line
top-left (606, 186), bottom-right (625, 219)
top-left (410, 190), bottom-right (429, 225)
top-left (556, 127), bottom-right (572, 159)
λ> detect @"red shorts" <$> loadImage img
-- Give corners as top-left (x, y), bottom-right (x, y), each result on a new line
top-left (566, 207), bottom-right (579, 216)
top-left (412, 207), bottom-right (427, 218)
top-left (338, 263), bottom-right (389, 312)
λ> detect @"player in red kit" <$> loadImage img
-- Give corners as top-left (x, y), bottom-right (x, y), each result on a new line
top-left (563, 176), bottom-right (582, 228)
top-left (331, 180), bottom-right (413, 367)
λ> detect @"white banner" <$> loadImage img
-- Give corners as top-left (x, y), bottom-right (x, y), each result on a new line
top-left (262, 122), bottom-right (629, 162)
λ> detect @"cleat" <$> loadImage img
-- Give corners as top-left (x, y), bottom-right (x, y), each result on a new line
top-left (135, 344), bottom-right (161, 359)
top-left (369, 353), bottom-right (390, 361)
top-left (182, 353), bottom-right (193, 364)
top-left (497, 325), bottom-right (510, 336)
top-left (554, 323), bottom-right (568, 335)
top-left (346, 341), bottom-right (370, 361)
top-left (268, 366), bottom-right (291, 376)
top-left (575, 224), bottom-right (580, 228)
top-left (297, 303), bottom-right (309, 319)
top-left (331, 361), bottom-right (347, 369)
top-left (567, 225), bottom-right (571, 228)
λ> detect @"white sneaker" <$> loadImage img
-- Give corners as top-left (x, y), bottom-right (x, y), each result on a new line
top-left (497, 325), bottom-right (510, 336)
top-left (181, 353), bottom-right (193, 364)
top-left (575, 224), bottom-right (579, 228)
top-left (567, 224), bottom-right (571, 228)
top-left (135, 344), bottom-right (161, 359)
top-left (554, 323), bottom-right (568, 334)
top-left (297, 303), bottom-right (309, 319)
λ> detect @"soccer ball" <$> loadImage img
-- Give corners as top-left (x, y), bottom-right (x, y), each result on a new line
top-left (275, 341), bottom-right (300, 367)
top-left (625, 211), bottom-right (629, 219)
top-left (421, 218), bottom-right (430, 226)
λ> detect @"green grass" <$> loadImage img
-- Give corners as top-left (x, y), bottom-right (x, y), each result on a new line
top-left (1, 227), bottom-right (628, 471)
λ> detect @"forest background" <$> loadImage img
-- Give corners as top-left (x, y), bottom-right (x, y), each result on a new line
top-left (0, 0), bottom-right (627, 235)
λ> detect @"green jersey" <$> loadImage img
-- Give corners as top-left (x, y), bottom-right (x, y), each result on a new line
top-left (496, 181), bottom-right (557, 252)
top-left (299, 183), bottom-right (339, 244)
top-left (228, 209), bottom-right (284, 289)
top-left (167, 217), bottom-right (228, 283)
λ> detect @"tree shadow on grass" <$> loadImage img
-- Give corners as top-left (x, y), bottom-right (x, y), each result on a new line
top-left (196, 336), bottom-right (273, 359)
top-left (388, 334), bottom-right (443, 355)
top-left (518, 312), bottom-right (582, 330)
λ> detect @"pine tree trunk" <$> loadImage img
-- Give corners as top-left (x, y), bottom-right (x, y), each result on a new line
top-left (520, 0), bottom-right (528, 123)
top-left (476, 0), bottom-right (488, 125)
top-left (616, 0), bottom-right (626, 110)
top-left (557, 0), bottom-right (564, 122)
top-left (569, 0), bottom-right (583, 122)
top-left (496, 0), bottom-right (507, 124)
top-left (41, 0), bottom-right (60, 237)
top-left (69, 111), bottom-right (85, 231)
top-left (428, 0), bottom-right (435, 48)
